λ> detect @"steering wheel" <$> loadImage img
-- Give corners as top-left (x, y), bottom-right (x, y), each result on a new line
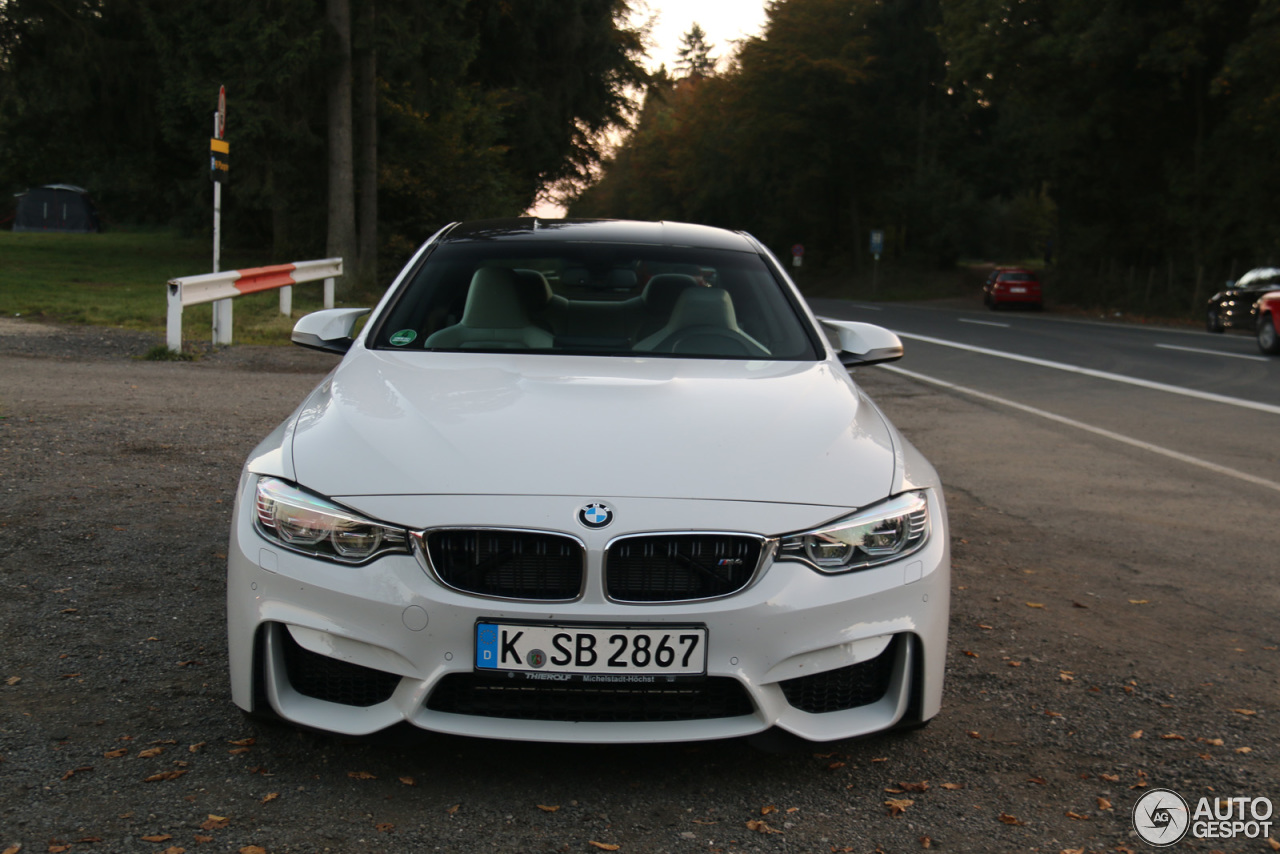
top-left (660, 326), bottom-right (769, 357)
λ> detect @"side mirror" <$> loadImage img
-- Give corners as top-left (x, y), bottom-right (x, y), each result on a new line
top-left (818, 318), bottom-right (904, 367)
top-left (291, 308), bottom-right (371, 354)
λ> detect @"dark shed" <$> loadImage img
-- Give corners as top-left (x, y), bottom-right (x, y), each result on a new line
top-left (13, 184), bottom-right (101, 233)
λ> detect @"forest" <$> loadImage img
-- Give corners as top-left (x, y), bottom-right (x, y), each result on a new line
top-left (3, 0), bottom-right (1278, 312)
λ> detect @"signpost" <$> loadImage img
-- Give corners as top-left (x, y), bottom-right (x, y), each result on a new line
top-left (211, 86), bottom-right (232, 345)
top-left (791, 243), bottom-right (805, 268)
top-left (870, 229), bottom-right (884, 298)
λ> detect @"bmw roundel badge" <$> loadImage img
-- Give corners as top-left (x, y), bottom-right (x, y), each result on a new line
top-left (578, 502), bottom-right (614, 529)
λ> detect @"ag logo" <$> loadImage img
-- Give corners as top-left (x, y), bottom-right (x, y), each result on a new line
top-left (1132, 788), bottom-right (1190, 846)
top-left (578, 502), bottom-right (613, 529)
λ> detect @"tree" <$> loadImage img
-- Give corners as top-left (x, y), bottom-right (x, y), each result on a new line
top-left (675, 23), bottom-right (716, 78)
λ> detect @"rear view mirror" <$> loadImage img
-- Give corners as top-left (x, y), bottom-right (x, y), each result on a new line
top-left (818, 318), bottom-right (904, 367)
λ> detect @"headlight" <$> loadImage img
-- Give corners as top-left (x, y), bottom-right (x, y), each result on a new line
top-left (778, 491), bottom-right (929, 573)
top-left (253, 477), bottom-right (409, 564)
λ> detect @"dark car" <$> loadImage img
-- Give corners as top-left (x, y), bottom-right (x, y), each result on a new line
top-left (1206, 267), bottom-right (1280, 333)
top-left (1256, 292), bottom-right (1280, 355)
top-left (983, 267), bottom-right (1042, 310)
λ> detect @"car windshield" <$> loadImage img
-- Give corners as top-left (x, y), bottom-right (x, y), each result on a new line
top-left (370, 241), bottom-right (820, 360)
top-left (1001, 272), bottom-right (1034, 282)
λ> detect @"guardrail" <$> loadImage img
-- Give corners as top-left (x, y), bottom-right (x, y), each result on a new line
top-left (166, 257), bottom-right (343, 352)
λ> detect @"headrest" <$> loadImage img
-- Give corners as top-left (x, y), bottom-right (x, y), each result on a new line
top-left (641, 273), bottom-right (698, 313)
top-left (668, 287), bottom-right (737, 330)
top-left (461, 267), bottom-right (532, 329)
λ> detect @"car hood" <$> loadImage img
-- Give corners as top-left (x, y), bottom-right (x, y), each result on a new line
top-left (286, 350), bottom-right (898, 509)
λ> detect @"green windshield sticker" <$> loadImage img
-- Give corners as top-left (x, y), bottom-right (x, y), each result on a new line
top-left (389, 329), bottom-right (417, 347)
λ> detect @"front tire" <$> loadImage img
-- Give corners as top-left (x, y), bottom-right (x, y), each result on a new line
top-left (1258, 313), bottom-right (1280, 355)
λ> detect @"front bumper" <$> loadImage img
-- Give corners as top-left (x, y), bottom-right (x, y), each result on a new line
top-left (227, 487), bottom-right (950, 744)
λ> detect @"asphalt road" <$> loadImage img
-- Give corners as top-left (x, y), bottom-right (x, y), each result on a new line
top-left (810, 298), bottom-right (1280, 491)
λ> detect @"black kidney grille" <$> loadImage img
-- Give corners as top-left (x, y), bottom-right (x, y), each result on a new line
top-left (606, 535), bottom-right (761, 602)
top-left (280, 626), bottom-right (400, 707)
top-left (427, 530), bottom-right (584, 600)
top-left (426, 674), bottom-right (755, 722)
top-left (779, 636), bottom-right (899, 714)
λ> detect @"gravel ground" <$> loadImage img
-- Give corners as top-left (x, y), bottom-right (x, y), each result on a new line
top-left (0, 318), bottom-right (1276, 854)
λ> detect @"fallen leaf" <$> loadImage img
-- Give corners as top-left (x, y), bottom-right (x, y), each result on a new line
top-left (104, 749), bottom-right (127, 758)
top-left (1060, 849), bottom-right (1085, 854)
top-left (1025, 602), bottom-right (1044, 609)
top-left (967, 731), bottom-right (981, 739)
top-left (376, 823), bottom-right (394, 832)
top-left (5, 676), bottom-right (19, 686)
top-left (160, 848), bottom-right (185, 854)
top-left (261, 793), bottom-right (279, 804)
top-left (399, 776), bottom-right (415, 786)
top-left (963, 650), bottom-right (979, 657)
top-left (1098, 797), bottom-right (1113, 810)
top-left (941, 782), bottom-right (964, 790)
top-left (228, 748), bottom-right (251, 755)
top-left (144, 770), bottom-right (187, 782)
top-left (1072, 601), bottom-right (1089, 608)
top-left (139, 747), bottom-right (164, 758)
top-left (239, 848), bottom-right (267, 854)
top-left (998, 813), bottom-right (1024, 825)
top-left (537, 804), bottom-right (560, 812)
top-left (446, 804), bottom-right (460, 815)
top-left (920, 837), bottom-right (932, 848)
top-left (1100, 774), bottom-right (1120, 782)
top-left (1008, 661), bottom-right (1022, 667)
top-left (199, 816), bottom-right (230, 831)
top-left (228, 738), bottom-right (255, 746)
top-left (760, 805), bottom-right (777, 815)
top-left (1065, 810), bottom-right (1090, 820)
top-left (1044, 710), bottom-right (1062, 717)
top-left (1198, 738), bottom-right (1224, 746)
top-left (746, 819), bottom-right (783, 834)
top-left (141, 835), bottom-right (172, 843)
top-left (1059, 672), bottom-right (1075, 682)
top-left (1267, 837), bottom-right (1279, 851)
top-left (827, 761), bottom-right (846, 770)
top-left (1027, 776), bottom-right (1046, 785)
top-left (348, 771), bottom-right (376, 780)
top-left (193, 836), bottom-right (213, 844)
top-left (1128, 599), bottom-right (1149, 605)
top-left (48, 845), bottom-right (70, 854)
top-left (978, 623), bottom-right (993, 630)
top-left (871, 757), bottom-right (888, 763)
top-left (61, 766), bottom-right (93, 780)
top-left (1130, 730), bottom-right (1144, 739)
top-left (885, 798), bottom-right (914, 817)
top-left (188, 742), bottom-right (206, 753)
top-left (1231, 709), bottom-right (1256, 716)
top-left (1236, 746), bottom-right (1253, 754)
top-left (589, 842), bottom-right (621, 850)
top-left (899, 781), bottom-right (930, 793)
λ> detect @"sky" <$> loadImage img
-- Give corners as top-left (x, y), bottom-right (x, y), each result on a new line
top-left (530, 1), bottom-right (769, 216)
top-left (639, 0), bottom-right (770, 74)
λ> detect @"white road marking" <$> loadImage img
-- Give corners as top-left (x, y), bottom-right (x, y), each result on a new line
top-left (958, 318), bottom-right (1010, 328)
top-left (884, 365), bottom-right (1280, 494)
top-left (893, 331), bottom-right (1280, 416)
top-left (1155, 343), bottom-right (1270, 363)
top-left (851, 304), bottom-right (884, 311)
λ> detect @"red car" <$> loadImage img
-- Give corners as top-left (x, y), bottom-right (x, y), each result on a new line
top-left (983, 267), bottom-right (1043, 309)
top-left (1257, 292), bottom-right (1280, 355)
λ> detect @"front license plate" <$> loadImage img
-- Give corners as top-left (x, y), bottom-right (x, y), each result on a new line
top-left (475, 622), bottom-right (707, 678)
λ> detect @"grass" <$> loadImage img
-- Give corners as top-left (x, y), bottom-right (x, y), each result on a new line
top-left (0, 229), bottom-right (353, 346)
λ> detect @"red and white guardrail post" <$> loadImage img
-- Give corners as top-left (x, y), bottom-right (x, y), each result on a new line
top-left (166, 257), bottom-right (343, 352)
